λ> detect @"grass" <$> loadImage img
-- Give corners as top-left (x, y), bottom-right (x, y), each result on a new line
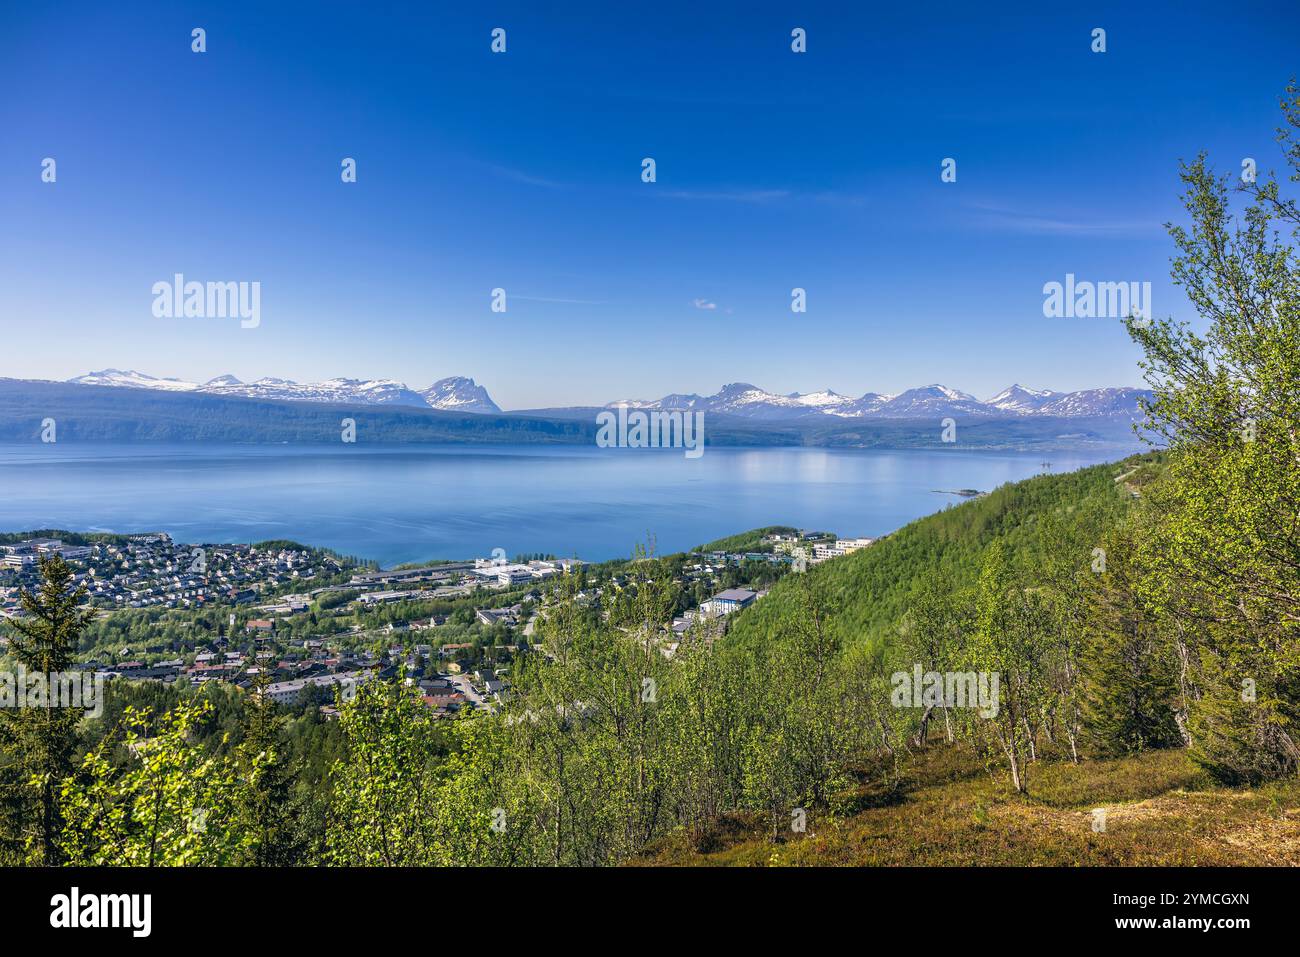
top-left (640, 745), bottom-right (1300, 866)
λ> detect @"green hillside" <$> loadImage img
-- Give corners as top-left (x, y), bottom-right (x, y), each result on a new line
top-left (696, 526), bottom-right (799, 553)
top-left (725, 453), bottom-right (1162, 653)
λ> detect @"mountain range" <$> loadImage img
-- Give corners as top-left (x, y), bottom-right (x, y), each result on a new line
top-left (605, 382), bottom-right (1150, 419)
top-left (63, 369), bottom-right (1149, 421)
top-left (67, 370), bottom-right (503, 414)
top-left (62, 370), bottom-right (1150, 421)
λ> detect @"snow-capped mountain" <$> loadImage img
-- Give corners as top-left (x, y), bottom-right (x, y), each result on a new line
top-left (68, 369), bottom-right (201, 392)
top-left (202, 376), bottom-right (430, 407)
top-left (609, 383), bottom-right (855, 420)
top-left (708, 382), bottom-right (812, 418)
top-left (986, 384), bottom-right (1059, 414)
top-left (829, 392), bottom-right (893, 417)
top-left (65, 370), bottom-right (499, 413)
top-left (62, 369), bottom-right (1147, 420)
top-left (789, 389), bottom-right (856, 412)
top-left (1037, 387), bottom-right (1150, 417)
top-left (419, 377), bottom-right (501, 414)
top-left (872, 385), bottom-right (988, 419)
top-left (606, 382), bottom-right (1149, 420)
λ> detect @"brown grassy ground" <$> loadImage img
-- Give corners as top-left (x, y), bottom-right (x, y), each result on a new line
top-left (640, 746), bottom-right (1300, 866)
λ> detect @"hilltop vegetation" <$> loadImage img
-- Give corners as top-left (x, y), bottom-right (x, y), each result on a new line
top-left (696, 526), bottom-right (799, 553)
top-left (726, 456), bottom-right (1154, 653)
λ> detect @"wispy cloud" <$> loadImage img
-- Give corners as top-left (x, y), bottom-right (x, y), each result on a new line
top-left (484, 163), bottom-right (567, 190)
top-left (659, 188), bottom-right (791, 204)
top-left (481, 163), bottom-right (868, 209)
top-left (962, 201), bottom-right (1161, 237)
top-left (657, 186), bottom-right (871, 208)
top-left (514, 295), bottom-right (607, 305)
top-left (691, 298), bottom-right (718, 310)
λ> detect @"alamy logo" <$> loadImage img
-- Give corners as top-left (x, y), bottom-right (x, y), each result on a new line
top-left (1, 667), bottom-right (104, 718)
top-left (595, 407), bottom-right (705, 459)
top-left (152, 273), bottom-right (261, 328)
top-left (50, 887), bottom-right (151, 938)
top-left (1042, 273), bottom-right (1150, 322)
top-left (890, 665), bottom-right (1000, 719)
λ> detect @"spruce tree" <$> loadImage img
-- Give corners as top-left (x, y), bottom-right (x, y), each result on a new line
top-left (1082, 526), bottom-right (1181, 756)
top-left (237, 662), bottom-right (307, 865)
top-left (0, 554), bottom-right (95, 864)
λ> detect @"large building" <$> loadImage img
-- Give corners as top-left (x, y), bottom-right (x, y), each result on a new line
top-left (700, 588), bottom-right (757, 618)
top-left (262, 670), bottom-right (371, 706)
top-left (472, 559), bottom-right (563, 586)
top-left (811, 537), bottom-right (876, 563)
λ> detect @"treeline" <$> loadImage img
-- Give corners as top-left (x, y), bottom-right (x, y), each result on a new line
top-left (0, 529), bottom-right (138, 547)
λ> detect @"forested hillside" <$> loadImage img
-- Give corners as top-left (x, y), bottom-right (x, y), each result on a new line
top-left (727, 455), bottom-right (1159, 651)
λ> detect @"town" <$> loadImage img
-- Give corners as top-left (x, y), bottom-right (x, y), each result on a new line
top-left (0, 527), bottom-right (876, 719)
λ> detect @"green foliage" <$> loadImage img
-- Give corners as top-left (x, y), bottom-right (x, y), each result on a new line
top-left (696, 526), bottom-right (798, 553)
top-left (324, 681), bottom-right (453, 865)
top-left (963, 542), bottom-right (1055, 793)
top-left (1126, 81), bottom-right (1300, 783)
top-left (0, 555), bottom-right (95, 864)
top-left (1081, 522), bottom-right (1183, 756)
top-left (728, 459), bottom-right (1131, 654)
top-left (236, 666), bottom-right (308, 865)
top-left (59, 701), bottom-right (251, 866)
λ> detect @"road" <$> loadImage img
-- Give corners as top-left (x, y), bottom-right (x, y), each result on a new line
top-left (444, 672), bottom-right (488, 710)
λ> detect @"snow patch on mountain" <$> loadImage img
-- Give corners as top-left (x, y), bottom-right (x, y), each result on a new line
top-left (419, 377), bottom-right (501, 414)
top-left (69, 369), bottom-right (200, 392)
top-left (66, 370), bottom-right (499, 413)
top-left (790, 389), bottom-right (854, 410)
top-left (986, 384), bottom-right (1059, 414)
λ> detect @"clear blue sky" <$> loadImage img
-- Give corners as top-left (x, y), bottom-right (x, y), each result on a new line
top-left (1, 0), bottom-right (1296, 409)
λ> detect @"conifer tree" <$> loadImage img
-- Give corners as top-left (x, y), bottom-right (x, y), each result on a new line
top-left (0, 554), bottom-right (94, 864)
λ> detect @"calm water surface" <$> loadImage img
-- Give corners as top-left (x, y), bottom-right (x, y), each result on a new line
top-left (0, 443), bottom-right (1129, 565)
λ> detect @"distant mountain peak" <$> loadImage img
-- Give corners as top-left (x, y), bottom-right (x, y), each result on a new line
top-left (791, 389), bottom-right (854, 410)
top-left (917, 383), bottom-right (976, 400)
top-left (69, 369), bottom-right (199, 392)
top-left (987, 384), bottom-right (1062, 413)
top-left (419, 376), bottom-right (501, 414)
top-left (992, 383), bottom-right (1054, 398)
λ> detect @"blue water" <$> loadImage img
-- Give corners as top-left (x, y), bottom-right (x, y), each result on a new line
top-left (0, 443), bottom-right (1128, 565)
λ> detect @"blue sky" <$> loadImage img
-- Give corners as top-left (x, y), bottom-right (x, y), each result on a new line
top-left (1, 0), bottom-right (1296, 410)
